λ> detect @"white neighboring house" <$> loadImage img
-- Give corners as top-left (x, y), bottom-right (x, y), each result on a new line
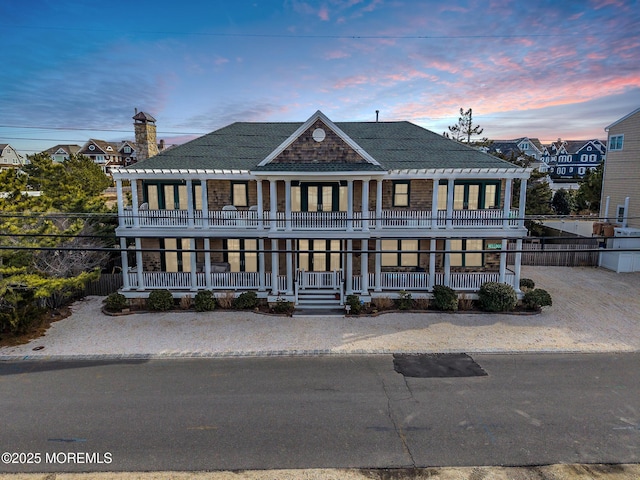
top-left (599, 107), bottom-right (640, 272)
top-left (0, 144), bottom-right (26, 170)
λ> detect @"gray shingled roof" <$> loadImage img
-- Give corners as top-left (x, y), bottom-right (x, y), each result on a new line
top-left (127, 120), bottom-right (520, 171)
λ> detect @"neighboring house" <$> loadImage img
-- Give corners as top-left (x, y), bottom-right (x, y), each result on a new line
top-left (0, 143), bottom-right (26, 170)
top-left (487, 138), bottom-right (547, 172)
top-left (42, 144), bottom-right (81, 163)
top-left (542, 139), bottom-right (606, 182)
top-left (112, 110), bottom-right (530, 307)
top-left (599, 107), bottom-right (640, 273)
top-left (78, 139), bottom-right (121, 173)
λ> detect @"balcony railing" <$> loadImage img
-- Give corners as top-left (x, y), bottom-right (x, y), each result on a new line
top-left (126, 270), bottom-right (515, 293)
top-left (122, 208), bottom-right (521, 230)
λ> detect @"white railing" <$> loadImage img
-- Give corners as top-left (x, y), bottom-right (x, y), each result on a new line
top-left (122, 208), bottom-right (521, 230)
top-left (378, 272), bottom-right (430, 290)
top-left (434, 272), bottom-right (516, 290)
top-left (297, 270), bottom-right (342, 290)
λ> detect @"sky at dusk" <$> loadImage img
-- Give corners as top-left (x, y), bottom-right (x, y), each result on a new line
top-left (2, 0), bottom-right (640, 155)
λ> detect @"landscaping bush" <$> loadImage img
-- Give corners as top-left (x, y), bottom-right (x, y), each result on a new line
top-left (523, 288), bottom-right (553, 310)
top-left (233, 291), bottom-right (258, 309)
top-left (396, 290), bottom-right (413, 310)
top-left (478, 282), bottom-right (517, 312)
top-left (372, 296), bottom-right (394, 311)
top-left (105, 292), bottom-right (128, 312)
top-left (432, 285), bottom-right (458, 311)
top-left (147, 289), bottom-right (174, 311)
top-left (414, 297), bottom-right (430, 310)
top-left (519, 278), bottom-right (536, 291)
top-left (458, 293), bottom-right (474, 311)
top-left (346, 294), bottom-right (362, 314)
top-left (180, 295), bottom-right (193, 310)
top-left (216, 291), bottom-right (235, 309)
top-left (272, 297), bottom-right (294, 315)
top-left (194, 290), bottom-right (216, 312)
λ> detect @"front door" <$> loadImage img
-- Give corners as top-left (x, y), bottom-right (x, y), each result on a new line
top-left (298, 239), bottom-right (341, 272)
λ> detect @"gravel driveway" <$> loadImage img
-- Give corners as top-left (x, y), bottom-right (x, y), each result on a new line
top-left (1, 266), bottom-right (639, 359)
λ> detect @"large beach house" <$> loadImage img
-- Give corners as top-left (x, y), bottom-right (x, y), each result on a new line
top-left (112, 110), bottom-right (530, 308)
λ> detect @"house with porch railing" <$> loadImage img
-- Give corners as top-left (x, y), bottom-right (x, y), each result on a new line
top-left (112, 110), bottom-right (530, 308)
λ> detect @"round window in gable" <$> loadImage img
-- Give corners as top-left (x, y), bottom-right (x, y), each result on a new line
top-left (312, 128), bottom-right (326, 142)
top-left (89, 144), bottom-right (95, 151)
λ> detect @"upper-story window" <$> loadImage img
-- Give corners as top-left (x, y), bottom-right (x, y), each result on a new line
top-left (609, 135), bottom-right (624, 151)
top-left (393, 181), bottom-right (410, 207)
top-left (143, 181), bottom-right (202, 210)
top-left (520, 142), bottom-right (529, 150)
top-left (232, 182), bottom-right (248, 207)
top-left (438, 180), bottom-right (500, 210)
top-left (124, 146), bottom-right (131, 153)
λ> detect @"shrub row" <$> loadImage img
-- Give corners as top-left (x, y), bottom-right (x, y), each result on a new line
top-left (105, 290), bottom-right (263, 312)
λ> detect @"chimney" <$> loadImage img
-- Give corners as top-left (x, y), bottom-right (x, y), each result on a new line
top-left (375, 110), bottom-right (379, 123)
top-left (159, 139), bottom-right (165, 151)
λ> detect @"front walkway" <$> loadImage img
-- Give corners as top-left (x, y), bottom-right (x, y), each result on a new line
top-left (1, 267), bottom-right (639, 359)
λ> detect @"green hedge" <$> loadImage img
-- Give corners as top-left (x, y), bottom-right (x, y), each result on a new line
top-left (432, 285), bottom-right (458, 311)
top-left (478, 282), bottom-right (517, 312)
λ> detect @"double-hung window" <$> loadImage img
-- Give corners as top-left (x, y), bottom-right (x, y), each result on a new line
top-left (450, 239), bottom-right (483, 267)
top-left (609, 135), bottom-right (624, 151)
top-left (381, 239), bottom-right (418, 267)
top-left (393, 181), bottom-right (410, 207)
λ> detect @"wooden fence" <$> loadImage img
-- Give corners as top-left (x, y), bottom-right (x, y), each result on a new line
top-left (82, 273), bottom-right (123, 296)
top-left (508, 241), bottom-right (599, 266)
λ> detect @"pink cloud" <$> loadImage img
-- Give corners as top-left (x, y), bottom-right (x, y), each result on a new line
top-left (324, 49), bottom-right (351, 60)
top-left (318, 5), bottom-right (330, 21)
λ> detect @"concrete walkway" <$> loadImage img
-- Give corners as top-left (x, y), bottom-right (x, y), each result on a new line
top-left (1, 266), bottom-right (639, 359)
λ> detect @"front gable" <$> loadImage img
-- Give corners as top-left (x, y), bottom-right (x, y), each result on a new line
top-left (257, 111), bottom-right (380, 170)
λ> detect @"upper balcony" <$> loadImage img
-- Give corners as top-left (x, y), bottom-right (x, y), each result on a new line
top-left (120, 208), bottom-right (523, 233)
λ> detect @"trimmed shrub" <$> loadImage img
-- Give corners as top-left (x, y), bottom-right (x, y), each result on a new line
top-left (233, 291), bottom-right (258, 309)
top-left (432, 285), bottom-right (458, 311)
top-left (147, 289), bottom-right (174, 311)
top-left (523, 288), bottom-right (553, 310)
top-left (396, 290), bottom-right (413, 310)
top-left (273, 297), bottom-right (294, 314)
top-left (194, 290), bottom-right (216, 312)
top-left (519, 278), bottom-right (536, 291)
top-left (105, 292), bottom-right (128, 312)
top-left (346, 294), bottom-right (362, 314)
top-left (478, 282), bottom-right (517, 312)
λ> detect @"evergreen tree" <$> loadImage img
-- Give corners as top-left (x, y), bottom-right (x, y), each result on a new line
top-left (444, 108), bottom-right (487, 145)
top-left (575, 164), bottom-right (603, 213)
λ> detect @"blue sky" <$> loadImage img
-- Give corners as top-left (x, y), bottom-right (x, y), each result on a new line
top-left (2, 0), bottom-right (639, 154)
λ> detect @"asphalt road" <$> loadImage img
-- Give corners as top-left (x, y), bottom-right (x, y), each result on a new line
top-left (1, 354), bottom-right (639, 473)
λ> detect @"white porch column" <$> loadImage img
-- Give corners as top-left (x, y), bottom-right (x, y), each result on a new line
top-left (285, 179), bottom-right (292, 231)
top-left (374, 238), bottom-right (382, 292)
top-left (286, 239), bottom-right (293, 294)
top-left (443, 239), bottom-right (451, 286)
top-left (361, 240), bottom-right (369, 295)
top-left (186, 179), bottom-right (194, 228)
top-left (200, 179), bottom-right (209, 228)
top-left (269, 180), bottom-right (277, 231)
top-left (361, 179), bottom-right (370, 232)
top-left (120, 237), bottom-right (130, 290)
top-left (256, 179), bottom-right (265, 230)
top-left (428, 238), bottom-right (436, 290)
top-left (375, 179), bottom-right (383, 230)
top-left (135, 237), bottom-right (144, 290)
top-left (514, 238), bottom-right (523, 291)
top-left (131, 179), bottom-right (140, 228)
top-left (258, 238), bottom-right (266, 292)
top-left (518, 178), bottom-right (527, 228)
top-left (116, 179), bottom-right (125, 219)
top-left (346, 239), bottom-right (353, 294)
top-left (271, 239), bottom-right (279, 295)
top-left (446, 178), bottom-right (455, 229)
top-left (347, 180), bottom-right (354, 232)
top-left (499, 239), bottom-right (507, 283)
top-left (204, 238), bottom-right (212, 288)
top-left (189, 238), bottom-right (197, 290)
top-left (502, 178), bottom-right (512, 228)
top-left (431, 179), bottom-right (439, 228)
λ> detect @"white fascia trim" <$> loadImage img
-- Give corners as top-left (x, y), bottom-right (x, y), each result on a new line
top-left (387, 167), bottom-right (530, 179)
top-left (250, 170), bottom-right (386, 178)
top-left (256, 110), bottom-right (381, 167)
top-left (111, 168), bottom-right (252, 180)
